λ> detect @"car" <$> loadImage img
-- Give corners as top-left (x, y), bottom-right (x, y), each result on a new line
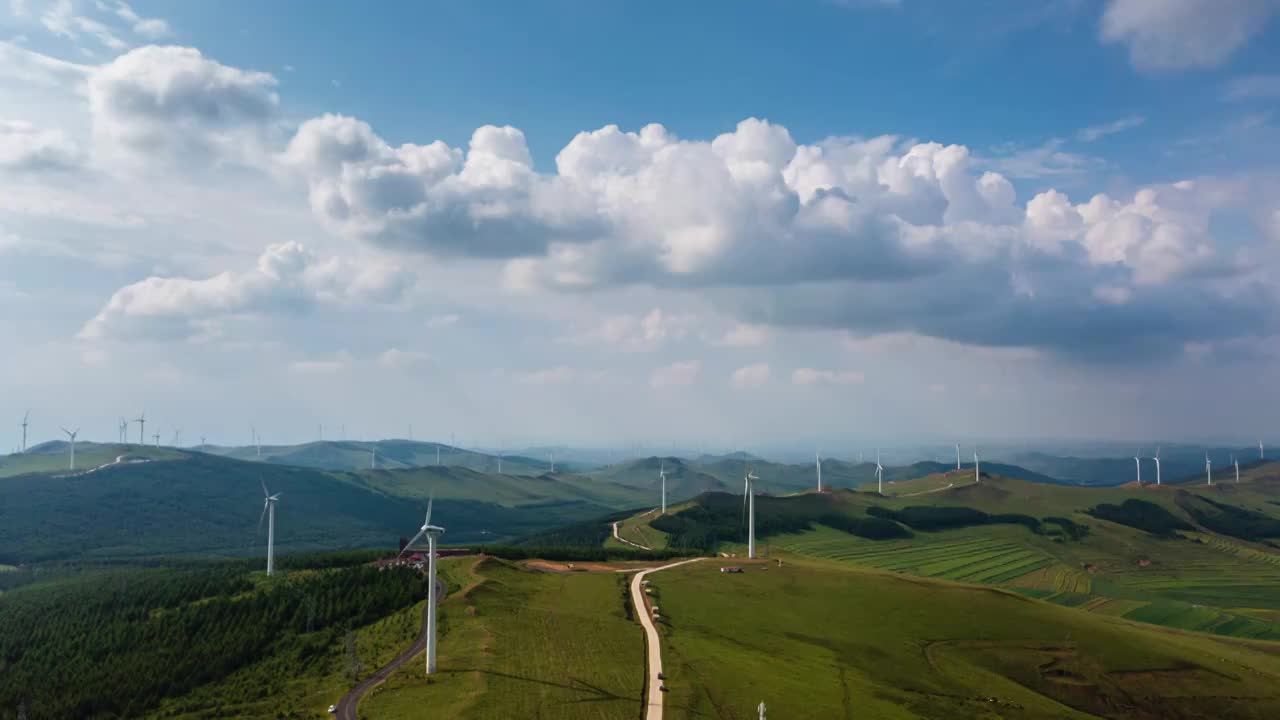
top-left (328, 704), bottom-right (337, 713)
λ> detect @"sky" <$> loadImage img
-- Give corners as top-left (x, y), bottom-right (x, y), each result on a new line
top-left (2, 0), bottom-right (1280, 452)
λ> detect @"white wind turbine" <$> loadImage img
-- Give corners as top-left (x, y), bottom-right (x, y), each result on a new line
top-left (955, 443), bottom-right (961, 471)
top-left (549, 449), bottom-right (556, 473)
top-left (400, 496), bottom-right (445, 674)
top-left (60, 427), bottom-right (78, 470)
top-left (259, 480), bottom-right (282, 576)
top-left (1152, 447), bottom-right (1162, 486)
top-left (370, 445), bottom-right (377, 469)
top-left (1205, 454), bottom-right (1212, 486)
top-left (660, 460), bottom-right (668, 514)
top-left (153, 432), bottom-right (160, 448)
top-left (1133, 450), bottom-right (1142, 486)
top-left (1234, 454), bottom-right (1240, 483)
top-left (135, 412), bottom-right (146, 445)
top-left (1261, 440), bottom-right (1266, 461)
top-left (743, 469), bottom-right (759, 559)
top-left (815, 451), bottom-right (822, 493)
top-left (20, 410), bottom-right (30, 452)
top-left (875, 449), bottom-right (884, 494)
top-left (973, 449), bottom-right (981, 484)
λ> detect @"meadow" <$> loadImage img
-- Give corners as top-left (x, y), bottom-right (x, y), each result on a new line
top-left (651, 558), bottom-right (1280, 719)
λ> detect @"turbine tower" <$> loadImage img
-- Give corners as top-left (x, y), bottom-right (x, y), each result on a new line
top-left (660, 460), bottom-right (668, 514)
top-left (1234, 454), bottom-right (1240, 483)
top-left (815, 451), bottom-right (822, 493)
top-left (743, 470), bottom-right (759, 559)
top-left (875, 449), bottom-right (884, 495)
top-left (370, 445), bottom-right (377, 469)
top-left (1134, 450), bottom-right (1141, 486)
top-left (973, 450), bottom-right (981, 484)
top-left (259, 480), bottom-right (282, 576)
top-left (550, 450), bottom-right (556, 473)
top-left (1152, 447), bottom-right (1162, 486)
top-left (20, 410), bottom-right (30, 452)
top-left (1205, 454), bottom-right (1212, 486)
top-left (153, 432), bottom-right (160, 448)
top-left (400, 497), bottom-right (445, 674)
top-left (60, 427), bottom-right (78, 470)
top-left (955, 443), bottom-right (961, 471)
top-left (135, 412), bottom-right (146, 445)
top-left (1262, 440), bottom-right (1266, 461)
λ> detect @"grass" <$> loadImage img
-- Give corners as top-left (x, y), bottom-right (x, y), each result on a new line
top-left (652, 557), bottom-right (1280, 719)
top-left (0, 442), bottom-right (186, 478)
top-left (360, 557), bottom-right (643, 719)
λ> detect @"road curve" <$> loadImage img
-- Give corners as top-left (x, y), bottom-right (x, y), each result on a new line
top-left (631, 558), bottom-right (704, 720)
top-left (613, 519), bottom-right (653, 550)
top-left (333, 576), bottom-right (446, 720)
top-left (901, 482), bottom-right (954, 497)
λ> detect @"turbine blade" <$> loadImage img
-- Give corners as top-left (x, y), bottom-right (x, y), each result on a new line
top-left (258, 501), bottom-right (268, 533)
top-left (261, 478), bottom-right (269, 497)
top-left (401, 529), bottom-right (427, 556)
top-left (425, 494), bottom-right (434, 527)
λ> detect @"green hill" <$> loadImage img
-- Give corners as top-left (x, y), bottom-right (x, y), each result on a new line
top-left (206, 439), bottom-right (548, 475)
top-left (0, 441), bottom-right (186, 478)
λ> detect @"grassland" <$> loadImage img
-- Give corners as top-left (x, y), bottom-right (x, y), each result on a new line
top-left (651, 557), bottom-right (1280, 719)
top-left (0, 442), bottom-right (186, 477)
top-left (359, 557), bottom-right (643, 719)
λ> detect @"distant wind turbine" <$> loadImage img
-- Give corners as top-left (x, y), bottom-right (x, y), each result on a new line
top-left (497, 447), bottom-right (503, 474)
top-left (1134, 450), bottom-right (1141, 486)
top-left (436, 445), bottom-right (440, 466)
top-left (400, 496), bottom-right (444, 674)
top-left (1261, 440), bottom-right (1266, 461)
top-left (60, 427), bottom-right (78, 470)
top-left (743, 469), bottom-right (759, 559)
top-left (20, 410), bottom-right (30, 452)
top-left (815, 451), bottom-right (822, 493)
top-left (1234, 454), bottom-right (1240, 484)
top-left (955, 443), bottom-right (961, 471)
top-left (135, 412), bottom-right (146, 445)
top-left (973, 449), bottom-right (981, 484)
top-left (200, 436), bottom-right (207, 447)
top-left (153, 432), bottom-right (160, 448)
top-left (875, 449), bottom-right (884, 495)
top-left (1205, 454), bottom-right (1212, 486)
top-left (370, 445), bottom-right (377, 469)
top-left (660, 460), bottom-right (668, 514)
top-left (172, 428), bottom-right (182, 447)
top-left (1152, 447), bottom-right (1162, 486)
top-left (259, 480), bottom-right (282, 576)
top-left (118, 418), bottom-right (127, 444)
top-left (549, 450), bottom-right (556, 473)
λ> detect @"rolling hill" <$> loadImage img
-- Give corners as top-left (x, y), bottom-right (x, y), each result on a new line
top-left (205, 439), bottom-right (548, 475)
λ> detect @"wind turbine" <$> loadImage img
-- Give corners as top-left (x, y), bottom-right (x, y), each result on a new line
top-left (955, 443), bottom-right (961, 471)
top-left (172, 428), bottom-right (182, 447)
top-left (119, 418), bottom-right (129, 444)
top-left (259, 480), bottom-right (282, 576)
top-left (742, 469), bottom-right (759, 559)
top-left (815, 451), bottom-right (822, 493)
top-left (436, 445), bottom-right (440, 466)
top-left (1134, 450), bottom-right (1141, 486)
top-left (60, 427), bottom-right (78, 470)
top-left (1262, 440), bottom-right (1266, 461)
top-left (153, 432), bottom-right (160, 448)
top-left (399, 497), bottom-right (445, 674)
top-left (875, 449), bottom-right (884, 495)
top-left (549, 450), bottom-right (556, 473)
top-left (758, 702), bottom-right (767, 720)
top-left (135, 412), bottom-right (146, 445)
top-left (1205, 454), bottom-right (1212, 486)
top-left (370, 445), bottom-right (377, 469)
top-left (1234, 454), bottom-right (1240, 483)
top-left (20, 410), bottom-right (30, 452)
top-left (660, 460), bottom-right (668, 514)
top-left (1152, 447), bottom-right (1162, 486)
top-left (973, 449), bottom-right (981, 484)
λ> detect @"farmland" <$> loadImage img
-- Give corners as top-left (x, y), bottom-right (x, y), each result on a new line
top-left (651, 558), bottom-right (1280, 719)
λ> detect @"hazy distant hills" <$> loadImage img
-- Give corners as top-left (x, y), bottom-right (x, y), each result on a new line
top-left (1008, 446), bottom-right (1266, 486)
top-left (205, 439), bottom-right (549, 475)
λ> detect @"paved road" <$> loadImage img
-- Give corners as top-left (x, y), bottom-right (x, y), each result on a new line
top-left (630, 558), bottom-right (704, 720)
top-left (333, 577), bottom-right (446, 720)
top-left (613, 518), bottom-right (653, 550)
top-left (901, 482), bottom-right (954, 497)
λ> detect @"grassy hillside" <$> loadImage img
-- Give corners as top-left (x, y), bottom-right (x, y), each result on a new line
top-left (0, 452), bottom-right (653, 563)
top-left (0, 441), bottom-right (186, 478)
top-left (361, 557), bottom-right (643, 719)
top-left (652, 557), bottom-right (1280, 719)
top-left (206, 439), bottom-right (548, 475)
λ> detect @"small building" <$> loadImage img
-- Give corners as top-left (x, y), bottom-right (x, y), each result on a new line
top-left (720, 566), bottom-right (743, 573)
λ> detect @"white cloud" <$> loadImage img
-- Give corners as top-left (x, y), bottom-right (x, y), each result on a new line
top-left (291, 351), bottom-right (352, 374)
top-left (425, 313), bottom-right (460, 329)
top-left (1100, 0), bottom-right (1280, 70)
top-left (0, 119), bottom-right (82, 171)
top-left (41, 0), bottom-right (127, 51)
top-left (650, 360), bottom-right (700, 388)
top-left (107, 1), bottom-right (171, 38)
top-left (730, 362), bottom-right (771, 389)
top-left (517, 366), bottom-right (576, 385)
top-left (377, 348), bottom-right (431, 369)
top-left (568, 308), bottom-right (696, 351)
top-left (78, 242), bottom-right (414, 341)
top-left (983, 138), bottom-right (1098, 178)
top-left (88, 45), bottom-right (279, 166)
top-left (792, 368), bottom-right (865, 385)
top-left (0, 40), bottom-right (92, 87)
top-left (1076, 115), bottom-right (1146, 142)
top-left (717, 323), bottom-right (771, 347)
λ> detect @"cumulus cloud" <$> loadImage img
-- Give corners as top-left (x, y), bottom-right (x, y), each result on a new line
top-left (88, 45), bottom-right (279, 166)
top-left (650, 360), bottom-right (700, 388)
top-left (1100, 0), bottom-right (1279, 70)
top-left (0, 119), bottom-right (82, 171)
top-left (730, 362), bottom-right (771, 389)
top-left (568, 308), bottom-right (696, 351)
top-left (792, 368), bottom-right (865, 385)
top-left (716, 323), bottom-right (771, 347)
top-left (78, 242), bottom-right (414, 341)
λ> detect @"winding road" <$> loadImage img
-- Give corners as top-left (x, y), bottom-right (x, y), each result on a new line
top-left (333, 576), bottom-right (446, 720)
top-left (901, 482), bottom-right (955, 497)
top-left (630, 558), bottom-right (704, 720)
top-left (613, 518), bottom-right (653, 550)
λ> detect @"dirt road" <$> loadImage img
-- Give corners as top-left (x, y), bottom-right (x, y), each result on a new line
top-left (630, 558), bottom-right (704, 720)
top-left (613, 518), bottom-right (653, 550)
top-left (333, 577), bottom-right (445, 720)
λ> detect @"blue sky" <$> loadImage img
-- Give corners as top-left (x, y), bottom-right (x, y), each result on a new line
top-left (2, 0), bottom-right (1279, 451)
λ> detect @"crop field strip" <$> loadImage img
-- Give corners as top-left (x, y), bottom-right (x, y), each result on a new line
top-left (782, 533), bottom-right (1053, 584)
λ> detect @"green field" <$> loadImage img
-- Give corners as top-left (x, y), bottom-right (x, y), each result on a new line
top-left (360, 558), bottom-right (643, 719)
top-left (652, 558), bottom-right (1280, 719)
